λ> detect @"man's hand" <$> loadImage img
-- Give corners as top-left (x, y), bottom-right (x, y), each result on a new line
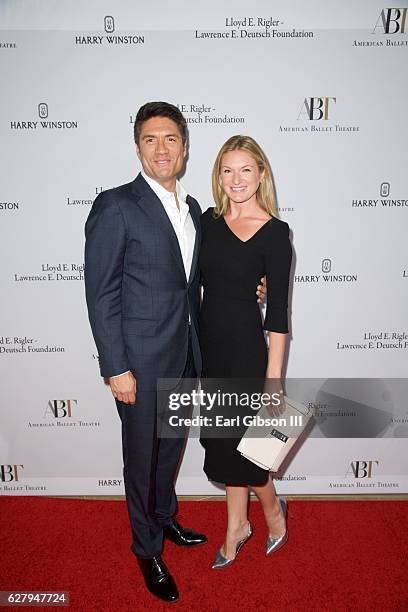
top-left (109, 372), bottom-right (137, 404)
top-left (256, 275), bottom-right (267, 303)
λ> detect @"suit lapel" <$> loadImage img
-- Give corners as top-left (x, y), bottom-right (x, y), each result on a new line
top-left (131, 174), bottom-right (201, 285)
top-left (131, 174), bottom-right (186, 278)
top-left (187, 195), bottom-right (201, 286)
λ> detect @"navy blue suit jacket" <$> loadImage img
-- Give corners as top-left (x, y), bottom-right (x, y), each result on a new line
top-left (84, 173), bottom-right (202, 390)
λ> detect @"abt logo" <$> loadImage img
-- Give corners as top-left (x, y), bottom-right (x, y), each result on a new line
top-left (1, 464), bottom-right (24, 482)
top-left (298, 97), bottom-right (336, 121)
top-left (44, 400), bottom-right (78, 418)
top-left (373, 8), bottom-right (407, 34)
top-left (346, 460), bottom-right (379, 478)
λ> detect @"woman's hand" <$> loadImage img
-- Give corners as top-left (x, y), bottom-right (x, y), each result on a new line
top-left (256, 276), bottom-right (267, 303)
top-left (263, 377), bottom-right (285, 418)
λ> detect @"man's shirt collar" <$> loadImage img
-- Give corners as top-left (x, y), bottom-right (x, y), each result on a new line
top-left (141, 171), bottom-right (188, 205)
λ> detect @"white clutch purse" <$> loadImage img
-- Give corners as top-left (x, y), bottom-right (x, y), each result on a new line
top-left (237, 396), bottom-right (313, 472)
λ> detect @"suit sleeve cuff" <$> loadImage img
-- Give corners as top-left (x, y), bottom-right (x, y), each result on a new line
top-left (110, 370), bottom-right (130, 378)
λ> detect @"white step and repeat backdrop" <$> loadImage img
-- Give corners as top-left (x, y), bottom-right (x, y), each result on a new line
top-left (1, 0), bottom-right (407, 496)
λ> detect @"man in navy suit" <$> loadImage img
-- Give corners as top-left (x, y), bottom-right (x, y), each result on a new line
top-left (84, 102), bottom-right (206, 603)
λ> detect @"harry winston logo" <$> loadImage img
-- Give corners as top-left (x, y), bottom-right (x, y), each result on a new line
top-left (75, 17), bottom-right (144, 45)
top-left (372, 8), bottom-right (407, 34)
top-left (104, 16), bottom-right (115, 33)
top-left (38, 103), bottom-right (48, 119)
top-left (10, 103), bottom-right (78, 130)
top-left (380, 182), bottom-right (390, 197)
top-left (322, 259), bottom-right (331, 273)
top-left (298, 97), bottom-right (336, 120)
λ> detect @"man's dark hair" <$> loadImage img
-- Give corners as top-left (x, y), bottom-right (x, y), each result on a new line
top-left (134, 101), bottom-right (188, 145)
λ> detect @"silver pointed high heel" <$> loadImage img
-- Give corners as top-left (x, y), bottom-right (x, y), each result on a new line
top-left (211, 522), bottom-right (253, 569)
top-left (266, 496), bottom-right (288, 555)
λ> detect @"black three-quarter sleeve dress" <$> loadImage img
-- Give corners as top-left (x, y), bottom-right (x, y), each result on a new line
top-left (199, 207), bottom-right (292, 486)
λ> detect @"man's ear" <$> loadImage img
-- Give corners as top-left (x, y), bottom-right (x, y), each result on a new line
top-left (135, 144), bottom-right (141, 160)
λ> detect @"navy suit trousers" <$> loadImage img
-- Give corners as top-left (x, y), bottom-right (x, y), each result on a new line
top-left (116, 332), bottom-right (196, 558)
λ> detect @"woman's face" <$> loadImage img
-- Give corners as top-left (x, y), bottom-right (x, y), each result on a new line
top-left (219, 149), bottom-right (263, 206)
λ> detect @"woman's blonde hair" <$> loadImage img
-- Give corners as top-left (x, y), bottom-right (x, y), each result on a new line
top-left (212, 135), bottom-right (277, 218)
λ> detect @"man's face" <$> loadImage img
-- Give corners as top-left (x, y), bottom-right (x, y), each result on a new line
top-left (136, 116), bottom-right (186, 190)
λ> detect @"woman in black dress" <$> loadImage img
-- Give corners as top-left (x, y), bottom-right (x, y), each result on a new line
top-left (199, 135), bottom-right (292, 568)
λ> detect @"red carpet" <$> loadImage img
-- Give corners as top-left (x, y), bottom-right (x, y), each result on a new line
top-left (0, 497), bottom-right (407, 611)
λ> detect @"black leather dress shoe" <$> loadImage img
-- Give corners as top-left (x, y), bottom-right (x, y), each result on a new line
top-left (163, 519), bottom-right (207, 547)
top-left (137, 555), bottom-right (179, 603)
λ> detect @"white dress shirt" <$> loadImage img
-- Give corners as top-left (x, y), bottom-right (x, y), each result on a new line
top-left (141, 171), bottom-right (196, 281)
top-left (112, 172), bottom-right (196, 378)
